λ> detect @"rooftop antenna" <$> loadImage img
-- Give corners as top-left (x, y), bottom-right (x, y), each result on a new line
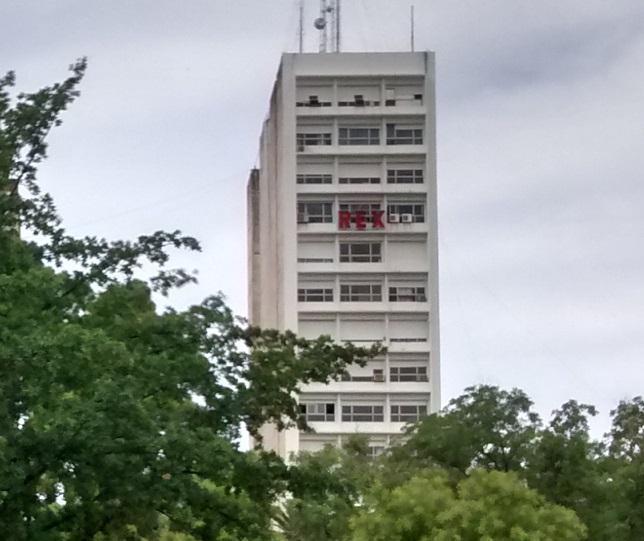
top-left (298, 0), bottom-right (304, 53)
top-left (335, 0), bottom-right (341, 52)
top-left (314, 0), bottom-right (339, 53)
top-left (410, 5), bottom-right (415, 52)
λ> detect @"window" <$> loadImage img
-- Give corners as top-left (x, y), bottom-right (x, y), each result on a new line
top-left (297, 173), bottom-right (332, 184)
top-left (339, 177), bottom-right (380, 184)
top-left (340, 283), bottom-right (382, 302)
top-left (384, 87), bottom-right (423, 106)
top-left (297, 257), bottom-right (333, 263)
top-left (368, 446), bottom-right (385, 458)
top-left (297, 201), bottom-right (333, 223)
top-left (390, 404), bottom-right (427, 422)
top-left (338, 94), bottom-right (380, 107)
top-left (387, 169), bottom-right (424, 184)
top-left (298, 288), bottom-right (333, 302)
top-left (339, 242), bottom-right (381, 263)
top-left (342, 404), bottom-right (384, 422)
top-left (386, 124), bottom-right (423, 145)
top-left (390, 366), bottom-right (428, 382)
top-left (387, 203), bottom-right (425, 223)
top-left (389, 286), bottom-right (426, 302)
top-left (300, 402), bottom-right (335, 422)
top-left (341, 368), bottom-right (383, 382)
top-left (297, 132), bottom-right (332, 147)
top-left (338, 202), bottom-right (382, 223)
top-left (338, 127), bottom-right (380, 145)
top-left (296, 95), bottom-right (332, 107)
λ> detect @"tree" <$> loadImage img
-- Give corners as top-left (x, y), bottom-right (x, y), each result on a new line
top-left (398, 385), bottom-right (541, 474)
top-left (349, 469), bottom-right (587, 541)
top-left (276, 436), bottom-right (376, 541)
top-left (604, 397), bottom-right (644, 541)
top-left (0, 62), bottom-right (379, 540)
top-left (526, 401), bottom-right (620, 541)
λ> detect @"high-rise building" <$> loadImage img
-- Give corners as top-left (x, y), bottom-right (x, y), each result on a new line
top-left (247, 52), bottom-right (440, 459)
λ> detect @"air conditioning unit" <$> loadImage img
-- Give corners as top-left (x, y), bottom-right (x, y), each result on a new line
top-left (373, 371), bottom-right (385, 382)
top-left (297, 214), bottom-right (309, 224)
top-left (401, 213), bottom-right (413, 223)
top-left (388, 213), bottom-right (400, 223)
top-left (297, 144), bottom-right (305, 152)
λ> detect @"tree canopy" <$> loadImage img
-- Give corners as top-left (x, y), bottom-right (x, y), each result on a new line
top-left (2, 59), bottom-right (643, 541)
top-left (0, 60), bottom-right (379, 540)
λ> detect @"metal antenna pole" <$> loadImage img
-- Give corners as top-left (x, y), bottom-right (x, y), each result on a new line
top-left (298, 0), bottom-right (304, 53)
top-left (336, 0), bottom-right (341, 52)
top-left (318, 0), bottom-right (325, 52)
top-left (410, 5), bottom-right (415, 52)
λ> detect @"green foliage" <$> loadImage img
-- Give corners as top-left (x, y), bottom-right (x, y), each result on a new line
top-left (350, 469), bottom-right (586, 541)
top-left (398, 385), bottom-right (541, 474)
top-left (0, 62), bottom-right (379, 540)
top-left (276, 437), bottom-right (376, 541)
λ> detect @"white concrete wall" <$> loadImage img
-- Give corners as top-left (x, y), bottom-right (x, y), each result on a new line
top-left (248, 52), bottom-right (440, 458)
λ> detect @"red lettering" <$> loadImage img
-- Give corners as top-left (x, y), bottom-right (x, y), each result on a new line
top-left (338, 211), bottom-right (351, 229)
top-left (372, 210), bottom-right (385, 229)
top-left (355, 211), bottom-right (366, 230)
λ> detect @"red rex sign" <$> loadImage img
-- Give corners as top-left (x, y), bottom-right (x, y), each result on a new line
top-left (338, 210), bottom-right (385, 230)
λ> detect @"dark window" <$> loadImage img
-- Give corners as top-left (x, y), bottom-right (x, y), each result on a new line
top-left (387, 203), bottom-right (425, 223)
top-left (342, 404), bottom-right (384, 422)
top-left (340, 283), bottom-right (382, 302)
top-left (338, 127), bottom-right (380, 145)
top-left (298, 288), bottom-right (334, 302)
top-left (390, 404), bottom-right (427, 422)
top-left (297, 174), bottom-right (333, 184)
top-left (386, 124), bottom-right (423, 145)
top-left (389, 286), bottom-right (426, 302)
top-left (300, 402), bottom-right (335, 422)
top-left (387, 169), bottom-right (424, 184)
top-left (297, 201), bottom-right (333, 223)
top-left (390, 366), bottom-right (428, 382)
top-left (297, 132), bottom-right (332, 148)
top-left (339, 177), bottom-right (380, 184)
top-left (339, 242), bottom-right (381, 263)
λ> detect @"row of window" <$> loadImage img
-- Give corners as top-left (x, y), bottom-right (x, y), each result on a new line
top-left (340, 366), bottom-right (428, 382)
top-left (296, 93), bottom-right (423, 108)
top-left (299, 403), bottom-right (428, 423)
top-left (298, 285), bottom-right (426, 302)
top-left (298, 242), bottom-right (403, 263)
top-left (297, 169), bottom-right (424, 185)
top-left (296, 125), bottom-right (423, 148)
top-left (297, 202), bottom-right (425, 224)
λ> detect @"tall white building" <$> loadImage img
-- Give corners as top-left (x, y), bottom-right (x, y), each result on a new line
top-left (247, 52), bottom-right (440, 459)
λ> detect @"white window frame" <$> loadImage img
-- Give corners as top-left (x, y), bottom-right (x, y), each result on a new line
top-left (300, 402), bottom-right (336, 422)
top-left (389, 286), bottom-right (426, 302)
top-left (298, 201), bottom-right (333, 223)
top-left (389, 366), bottom-right (428, 382)
top-left (387, 203), bottom-right (425, 223)
top-left (390, 404), bottom-right (427, 422)
top-left (297, 173), bottom-right (333, 184)
top-left (340, 283), bottom-right (382, 302)
top-left (387, 168), bottom-right (424, 184)
top-left (339, 242), bottom-right (382, 263)
top-left (341, 404), bottom-right (384, 422)
top-left (338, 127), bottom-right (380, 145)
top-left (298, 288), bottom-right (334, 302)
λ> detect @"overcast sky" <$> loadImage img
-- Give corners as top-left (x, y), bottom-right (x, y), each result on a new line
top-left (3, 0), bottom-right (643, 436)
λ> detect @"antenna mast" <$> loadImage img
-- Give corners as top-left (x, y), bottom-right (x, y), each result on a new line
top-left (314, 0), bottom-right (340, 53)
top-left (410, 5), bottom-right (415, 52)
top-left (335, 0), bottom-right (341, 52)
top-left (298, 0), bottom-right (304, 53)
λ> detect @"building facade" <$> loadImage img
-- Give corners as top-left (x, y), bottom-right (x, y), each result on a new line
top-left (247, 52), bottom-right (440, 459)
